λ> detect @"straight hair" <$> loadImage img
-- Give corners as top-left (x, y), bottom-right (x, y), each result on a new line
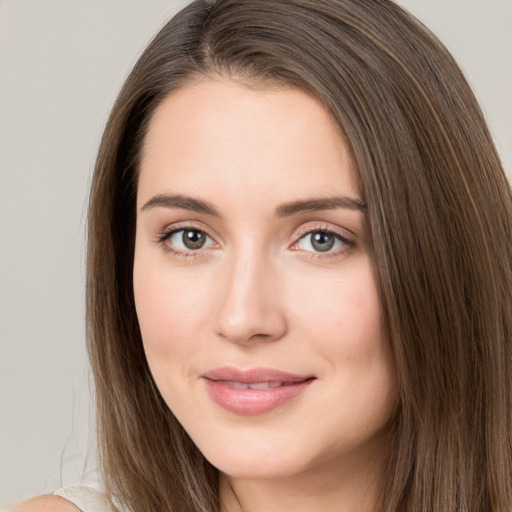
top-left (87, 1), bottom-right (512, 510)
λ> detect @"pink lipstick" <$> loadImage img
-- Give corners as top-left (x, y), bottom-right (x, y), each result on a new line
top-left (202, 367), bottom-right (315, 415)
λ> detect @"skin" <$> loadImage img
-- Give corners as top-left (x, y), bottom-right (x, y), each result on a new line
top-left (9, 495), bottom-right (80, 512)
top-left (133, 77), bottom-right (397, 512)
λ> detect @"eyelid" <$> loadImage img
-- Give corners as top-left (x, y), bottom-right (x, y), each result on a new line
top-left (290, 222), bottom-right (356, 257)
top-left (154, 220), bottom-right (356, 259)
top-left (155, 221), bottom-right (220, 257)
top-left (292, 222), bottom-right (355, 243)
top-left (158, 220), bottom-right (218, 241)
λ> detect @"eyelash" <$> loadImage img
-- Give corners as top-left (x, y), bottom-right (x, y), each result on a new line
top-left (156, 222), bottom-right (214, 259)
top-left (156, 223), bottom-right (355, 260)
top-left (291, 225), bottom-right (354, 260)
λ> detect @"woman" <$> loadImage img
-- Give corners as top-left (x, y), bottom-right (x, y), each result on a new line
top-left (12, 0), bottom-right (512, 511)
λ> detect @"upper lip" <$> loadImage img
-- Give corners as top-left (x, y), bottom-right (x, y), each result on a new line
top-left (202, 366), bottom-right (314, 384)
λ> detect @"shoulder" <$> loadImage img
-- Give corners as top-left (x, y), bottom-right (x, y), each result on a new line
top-left (7, 494), bottom-right (80, 512)
top-left (5, 486), bottom-right (117, 512)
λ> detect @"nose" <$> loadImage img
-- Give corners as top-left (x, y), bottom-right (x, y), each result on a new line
top-left (213, 248), bottom-right (288, 345)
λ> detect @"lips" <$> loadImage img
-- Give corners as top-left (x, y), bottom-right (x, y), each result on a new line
top-left (222, 381), bottom-right (285, 389)
top-left (201, 367), bottom-right (315, 415)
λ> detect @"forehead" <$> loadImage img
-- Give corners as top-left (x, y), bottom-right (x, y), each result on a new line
top-left (137, 78), bottom-right (359, 210)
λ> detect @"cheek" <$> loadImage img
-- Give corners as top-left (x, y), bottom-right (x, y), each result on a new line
top-left (329, 271), bottom-right (392, 389)
top-left (289, 257), bottom-right (396, 409)
top-left (133, 260), bottom-right (212, 417)
top-left (289, 257), bottom-right (384, 354)
top-left (133, 251), bottom-right (211, 368)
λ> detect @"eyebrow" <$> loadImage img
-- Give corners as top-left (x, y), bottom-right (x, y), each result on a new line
top-left (140, 193), bottom-right (367, 217)
top-left (141, 194), bottom-right (220, 216)
top-left (275, 196), bottom-right (367, 217)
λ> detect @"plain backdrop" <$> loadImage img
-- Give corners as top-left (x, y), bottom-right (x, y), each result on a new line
top-left (0, 0), bottom-right (511, 506)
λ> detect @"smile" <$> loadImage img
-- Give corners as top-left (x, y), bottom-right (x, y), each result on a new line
top-left (201, 367), bottom-right (315, 415)
top-left (223, 381), bottom-right (292, 389)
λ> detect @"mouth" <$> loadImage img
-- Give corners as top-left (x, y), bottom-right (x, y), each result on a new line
top-left (201, 367), bottom-right (316, 415)
top-left (220, 380), bottom-right (304, 390)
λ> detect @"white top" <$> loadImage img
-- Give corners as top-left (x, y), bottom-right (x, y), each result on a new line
top-left (53, 486), bottom-right (118, 512)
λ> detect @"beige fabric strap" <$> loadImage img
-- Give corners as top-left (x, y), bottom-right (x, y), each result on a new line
top-left (53, 486), bottom-right (117, 512)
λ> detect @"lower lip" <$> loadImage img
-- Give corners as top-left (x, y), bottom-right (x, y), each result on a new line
top-left (203, 378), bottom-right (314, 415)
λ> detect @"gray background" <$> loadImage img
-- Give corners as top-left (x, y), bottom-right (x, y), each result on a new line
top-left (0, 0), bottom-right (510, 506)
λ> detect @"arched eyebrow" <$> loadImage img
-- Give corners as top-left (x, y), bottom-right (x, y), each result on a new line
top-left (141, 194), bottom-right (220, 216)
top-left (140, 194), bottom-right (366, 217)
top-left (275, 197), bottom-right (367, 217)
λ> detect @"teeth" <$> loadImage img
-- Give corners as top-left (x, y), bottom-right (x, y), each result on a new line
top-left (230, 381), bottom-right (250, 390)
top-left (224, 381), bottom-right (283, 390)
top-left (249, 381), bottom-right (282, 390)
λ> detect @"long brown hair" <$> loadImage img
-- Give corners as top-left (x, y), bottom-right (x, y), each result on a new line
top-left (87, 1), bottom-right (512, 510)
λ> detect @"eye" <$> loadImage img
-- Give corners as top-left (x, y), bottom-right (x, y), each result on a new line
top-left (294, 230), bottom-right (348, 253)
top-left (165, 229), bottom-right (215, 251)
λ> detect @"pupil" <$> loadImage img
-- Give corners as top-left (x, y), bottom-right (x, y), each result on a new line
top-left (183, 230), bottom-right (205, 249)
top-left (311, 232), bottom-right (334, 252)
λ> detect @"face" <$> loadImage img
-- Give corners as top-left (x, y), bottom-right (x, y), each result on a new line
top-left (133, 78), bottom-right (397, 481)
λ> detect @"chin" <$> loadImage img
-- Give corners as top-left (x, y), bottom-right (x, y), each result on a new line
top-left (186, 412), bottom-right (395, 483)
top-left (193, 429), bottom-right (322, 480)
top-left (212, 453), bottom-right (309, 480)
